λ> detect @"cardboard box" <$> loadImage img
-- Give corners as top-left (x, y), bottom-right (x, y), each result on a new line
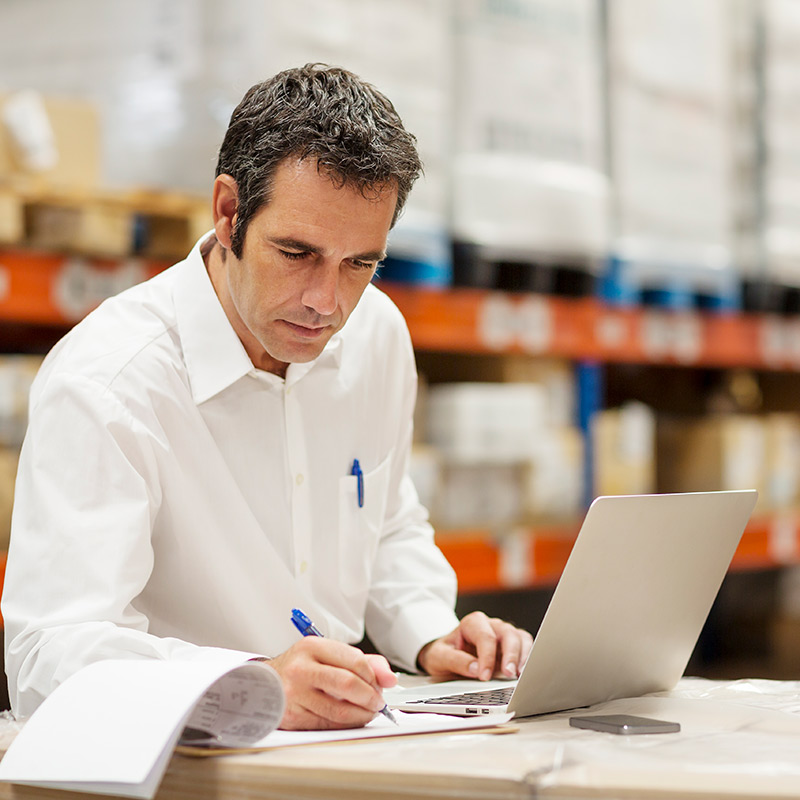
top-left (593, 402), bottom-right (656, 497)
top-left (0, 447), bottom-right (18, 551)
top-left (764, 414), bottom-right (800, 510)
top-left (0, 92), bottom-right (100, 189)
top-left (657, 414), bottom-right (765, 505)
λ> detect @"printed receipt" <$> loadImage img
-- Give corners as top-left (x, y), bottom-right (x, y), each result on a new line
top-left (180, 663), bottom-right (285, 748)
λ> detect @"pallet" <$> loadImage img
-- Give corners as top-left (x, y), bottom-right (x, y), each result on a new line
top-left (0, 178), bottom-right (211, 261)
top-left (742, 279), bottom-right (800, 315)
top-left (451, 241), bottom-right (598, 297)
top-left (600, 254), bottom-right (742, 313)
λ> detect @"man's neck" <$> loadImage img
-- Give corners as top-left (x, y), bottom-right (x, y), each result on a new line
top-left (201, 235), bottom-right (289, 378)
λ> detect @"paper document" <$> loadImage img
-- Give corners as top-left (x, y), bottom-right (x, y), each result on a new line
top-left (179, 709), bottom-right (515, 755)
top-left (0, 658), bottom-right (284, 799)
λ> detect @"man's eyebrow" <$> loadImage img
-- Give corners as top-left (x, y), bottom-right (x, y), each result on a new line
top-left (270, 236), bottom-right (323, 254)
top-left (271, 237), bottom-right (386, 262)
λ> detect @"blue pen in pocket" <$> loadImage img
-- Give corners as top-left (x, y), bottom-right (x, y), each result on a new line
top-left (351, 458), bottom-right (364, 508)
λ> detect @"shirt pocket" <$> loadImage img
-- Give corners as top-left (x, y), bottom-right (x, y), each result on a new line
top-left (338, 452), bottom-right (393, 599)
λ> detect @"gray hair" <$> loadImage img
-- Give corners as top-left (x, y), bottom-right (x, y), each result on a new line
top-left (216, 63), bottom-right (423, 257)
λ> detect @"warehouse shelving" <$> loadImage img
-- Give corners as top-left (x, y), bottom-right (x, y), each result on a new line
top-left (0, 256), bottom-right (794, 371)
top-left (377, 281), bottom-right (800, 594)
top-left (0, 255), bottom-right (798, 595)
top-left (380, 282), bottom-right (800, 370)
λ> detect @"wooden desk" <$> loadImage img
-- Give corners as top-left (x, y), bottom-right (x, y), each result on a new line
top-left (2, 678), bottom-right (800, 800)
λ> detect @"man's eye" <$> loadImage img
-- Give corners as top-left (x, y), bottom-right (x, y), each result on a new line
top-left (281, 250), bottom-right (307, 261)
top-left (352, 259), bottom-right (379, 271)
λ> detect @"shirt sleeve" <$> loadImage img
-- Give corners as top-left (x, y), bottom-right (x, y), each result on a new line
top-left (363, 322), bottom-right (460, 672)
top-left (2, 372), bottom-right (260, 719)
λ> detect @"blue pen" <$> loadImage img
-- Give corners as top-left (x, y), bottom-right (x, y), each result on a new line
top-left (351, 459), bottom-right (364, 508)
top-left (291, 608), bottom-right (398, 725)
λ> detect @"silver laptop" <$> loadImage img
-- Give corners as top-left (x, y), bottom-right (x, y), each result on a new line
top-left (394, 490), bottom-right (757, 718)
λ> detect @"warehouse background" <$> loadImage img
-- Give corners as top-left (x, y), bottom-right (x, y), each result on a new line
top-left (1, 0), bottom-right (800, 690)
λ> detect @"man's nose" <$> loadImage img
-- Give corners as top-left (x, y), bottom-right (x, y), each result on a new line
top-left (301, 260), bottom-right (339, 317)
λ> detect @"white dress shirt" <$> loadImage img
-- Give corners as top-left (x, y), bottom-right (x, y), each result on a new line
top-left (2, 235), bottom-right (459, 718)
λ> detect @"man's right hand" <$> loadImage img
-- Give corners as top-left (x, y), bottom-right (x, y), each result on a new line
top-left (268, 637), bottom-right (397, 730)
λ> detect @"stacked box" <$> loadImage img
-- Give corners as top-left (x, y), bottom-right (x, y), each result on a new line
top-left (763, 413), bottom-right (800, 510)
top-left (657, 414), bottom-right (766, 508)
top-left (433, 461), bottom-right (527, 529)
top-left (0, 92), bottom-right (101, 189)
top-left (426, 382), bottom-right (549, 463)
top-left (451, 0), bottom-right (608, 261)
top-left (606, 0), bottom-right (743, 300)
top-left (524, 425), bottom-right (585, 521)
top-left (592, 402), bottom-right (656, 497)
top-left (495, 357), bottom-right (577, 428)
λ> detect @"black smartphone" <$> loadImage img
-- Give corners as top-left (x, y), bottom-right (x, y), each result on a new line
top-left (569, 714), bottom-right (681, 735)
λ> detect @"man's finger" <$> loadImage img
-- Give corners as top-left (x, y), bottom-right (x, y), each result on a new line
top-left (424, 639), bottom-right (481, 678)
top-left (495, 622), bottom-right (524, 677)
top-left (459, 611), bottom-right (498, 681)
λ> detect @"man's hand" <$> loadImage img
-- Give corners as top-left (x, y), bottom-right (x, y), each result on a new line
top-left (269, 637), bottom-right (397, 730)
top-left (416, 611), bottom-right (533, 682)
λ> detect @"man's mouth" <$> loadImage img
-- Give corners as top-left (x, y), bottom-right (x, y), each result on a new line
top-left (282, 320), bottom-right (329, 339)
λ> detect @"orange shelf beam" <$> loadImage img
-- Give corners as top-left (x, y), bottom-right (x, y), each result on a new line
top-left (381, 283), bottom-right (790, 370)
top-left (0, 249), bottom-right (168, 326)
top-left (436, 513), bottom-right (800, 594)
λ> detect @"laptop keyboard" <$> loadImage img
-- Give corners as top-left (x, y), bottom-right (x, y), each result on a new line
top-left (407, 686), bottom-right (515, 706)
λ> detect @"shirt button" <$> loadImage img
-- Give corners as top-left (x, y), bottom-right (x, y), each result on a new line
top-left (300, 560), bottom-right (308, 574)
top-left (295, 473), bottom-right (304, 486)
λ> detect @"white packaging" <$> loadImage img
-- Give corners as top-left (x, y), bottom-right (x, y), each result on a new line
top-left (762, 0), bottom-right (800, 285)
top-left (525, 426), bottom-right (585, 520)
top-left (608, 0), bottom-right (738, 279)
top-left (408, 445), bottom-right (443, 514)
top-left (451, 0), bottom-right (608, 257)
top-left (427, 383), bottom-right (549, 462)
top-left (433, 461), bottom-right (525, 528)
top-left (1, 90), bottom-right (58, 172)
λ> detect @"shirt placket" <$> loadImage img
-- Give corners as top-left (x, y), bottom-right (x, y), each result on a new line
top-left (283, 380), bottom-right (313, 589)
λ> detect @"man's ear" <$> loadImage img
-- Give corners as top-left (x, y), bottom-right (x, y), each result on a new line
top-left (212, 174), bottom-right (239, 250)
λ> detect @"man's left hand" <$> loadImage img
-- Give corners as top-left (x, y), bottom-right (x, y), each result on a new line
top-left (416, 611), bottom-right (533, 681)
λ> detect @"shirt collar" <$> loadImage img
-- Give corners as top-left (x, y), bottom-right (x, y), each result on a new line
top-left (173, 233), bottom-right (345, 404)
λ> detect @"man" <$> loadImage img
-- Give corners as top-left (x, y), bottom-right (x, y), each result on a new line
top-left (2, 64), bottom-right (532, 729)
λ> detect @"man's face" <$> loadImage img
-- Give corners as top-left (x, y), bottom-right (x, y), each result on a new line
top-left (217, 157), bottom-right (398, 373)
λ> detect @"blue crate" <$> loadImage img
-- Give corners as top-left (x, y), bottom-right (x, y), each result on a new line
top-left (599, 254), bottom-right (741, 312)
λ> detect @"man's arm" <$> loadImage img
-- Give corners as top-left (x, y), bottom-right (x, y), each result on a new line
top-left (2, 373), bottom-right (256, 718)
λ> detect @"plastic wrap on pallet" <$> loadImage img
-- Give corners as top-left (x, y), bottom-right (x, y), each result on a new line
top-left (451, 0), bottom-right (609, 261)
top-left (763, 0), bottom-right (800, 287)
top-left (606, 0), bottom-right (747, 308)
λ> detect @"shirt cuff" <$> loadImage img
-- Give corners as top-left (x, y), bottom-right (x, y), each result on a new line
top-left (384, 601), bottom-right (459, 674)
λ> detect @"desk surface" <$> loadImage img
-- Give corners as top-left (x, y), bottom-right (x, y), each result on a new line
top-left (2, 677), bottom-right (800, 800)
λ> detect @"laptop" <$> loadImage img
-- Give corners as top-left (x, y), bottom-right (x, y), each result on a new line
top-left (393, 490), bottom-right (757, 719)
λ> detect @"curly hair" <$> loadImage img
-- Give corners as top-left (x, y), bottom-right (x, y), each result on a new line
top-left (215, 63), bottom-right (423, 258)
